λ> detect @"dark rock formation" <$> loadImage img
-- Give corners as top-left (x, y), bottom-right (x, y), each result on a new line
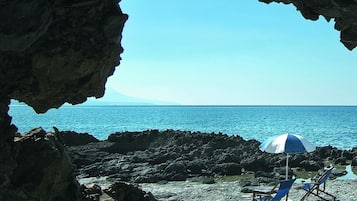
top-left (259, 0), bottom-right (357, 50)
top-left (0, 1), bottom-right (127, 200)
top-left (80, 182), bottom-right (157, 201)
top-left (59, 129), bottom-right (100, 146)
top-left (0, 98), bottom-right (18, 199)
top-left (67, 130), bottom-right (266, 183)
top-left (2, 128), bottom-right (79, 201)
top-left (352, 156), bottom-right (357, 167)
top-left (350, 148), bottom-right (357, 167)
top-left (103, 182), bottom-right (157, 201)
top-left (66, 130), bottom-right (356, 184)
top-left (80, 184), bottom-right (103, 201)
top-left (331, 168), bottom-right (348, 178)
top-left (1, 0), bottom-right (127, 113)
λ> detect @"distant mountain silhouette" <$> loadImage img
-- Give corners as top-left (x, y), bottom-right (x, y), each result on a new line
top-left (84, 88), bottom-right (176, 105)
top-left (10, 89), bottom-right (176, 106)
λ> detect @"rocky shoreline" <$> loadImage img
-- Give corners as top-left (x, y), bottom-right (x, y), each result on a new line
top-left (63, 129), bottom-right (357, 184)
top-left (63, 129), bottom-right (357, 200)
top-left (14, 128), bottom-right (357, 201)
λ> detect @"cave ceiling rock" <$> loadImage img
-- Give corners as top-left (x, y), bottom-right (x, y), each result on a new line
top-left (0, 0), bottom-right (128, 113)
top-left (259, 0), bottom-right (357, 50)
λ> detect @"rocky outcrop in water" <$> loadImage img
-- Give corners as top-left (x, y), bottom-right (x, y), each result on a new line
top-left (59, 129), bottom-right (100, 146)
top-left (65, 130), bottom-right (357, 184)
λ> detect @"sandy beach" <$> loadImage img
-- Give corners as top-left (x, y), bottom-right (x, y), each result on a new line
top-left (78, 175), bottom-right (357, 201)
top-left (137, 179), bottom-right (357, 201)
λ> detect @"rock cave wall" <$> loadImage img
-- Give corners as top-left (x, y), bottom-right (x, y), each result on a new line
top-left (0, 0), bottom-right (128, 113)
top-left (0, 0), bottom-right (127, 200)
top-left (0, 0), bottom-right (356, 200)
top-left (259, 0), bottom-right (357, 50)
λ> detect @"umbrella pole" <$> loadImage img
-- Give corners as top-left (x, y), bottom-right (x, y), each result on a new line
top-left (286, 153), bottom-right (289, 180)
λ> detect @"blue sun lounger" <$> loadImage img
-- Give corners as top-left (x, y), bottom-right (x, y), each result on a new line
top-left (252, 179), bottom-right (296, 201)
top-left (300, 167), bottom-right (336, 201)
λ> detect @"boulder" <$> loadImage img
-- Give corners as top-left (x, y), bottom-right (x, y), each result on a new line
top-left (80, 184), bottom-right (102, 201)
top-left (331, 169), bottom-right (347, 178)
top-left (80, 182), bottom-right (157, 201)
top-left (57, 129), bottom-right (99, 146)
top-left (334, 157), bottom-right (347, 165)
top-left (103, 181), bottom-right (157, 201)
top-left (8, 128), bottom-right (79, 201)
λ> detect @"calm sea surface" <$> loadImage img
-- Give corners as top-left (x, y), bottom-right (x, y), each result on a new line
top-left (8, 105), bottom-right (357, 149)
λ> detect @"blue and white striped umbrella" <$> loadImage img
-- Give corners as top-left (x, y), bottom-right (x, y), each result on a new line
top-left (260, 133), bottom-right (316, 179)
top-left (260, 133), bottom-right (316, 154)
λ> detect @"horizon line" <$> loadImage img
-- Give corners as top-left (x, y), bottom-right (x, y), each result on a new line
top-left (64, 104), bottom-right (357, 107)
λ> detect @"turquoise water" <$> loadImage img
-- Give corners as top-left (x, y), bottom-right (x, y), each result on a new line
top-left (8, 105), bottom-right (357, 149)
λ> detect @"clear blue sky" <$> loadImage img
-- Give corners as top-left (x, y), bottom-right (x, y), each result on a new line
top-left (105, 0), bottom-right (357, 105)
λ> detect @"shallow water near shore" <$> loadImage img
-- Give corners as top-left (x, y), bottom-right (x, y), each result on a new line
top-left (337, 165), bottom-right (357, 180)
top-left (9, 105), bottom-right (357, 149)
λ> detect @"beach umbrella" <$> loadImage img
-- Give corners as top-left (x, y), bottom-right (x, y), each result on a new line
top-left (259, 133), bottom-right (316, 179)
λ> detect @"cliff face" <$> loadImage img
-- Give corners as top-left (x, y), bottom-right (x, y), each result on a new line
top-left (0, 0), bottom-right (127, 200)
top-left (259, 0), bottom-right (357, 50)
top-left (0, 0), bottom-right (127, 113)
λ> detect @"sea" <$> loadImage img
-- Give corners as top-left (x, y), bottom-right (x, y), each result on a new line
top-left (8, 105), bottom-right (357, 150)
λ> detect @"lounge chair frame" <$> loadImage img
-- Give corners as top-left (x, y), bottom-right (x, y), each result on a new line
top-left (252, 179), bottom-right (296, 201)
top-left (300, 167), bottom-right (336, 201)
